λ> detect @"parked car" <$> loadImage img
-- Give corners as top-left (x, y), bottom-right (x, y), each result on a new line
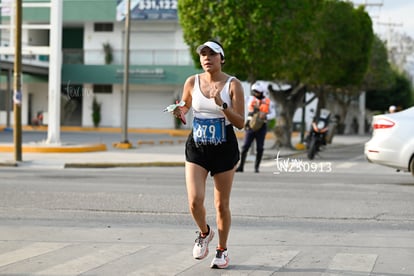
top-left (364, 106), bottom-right (414, 176)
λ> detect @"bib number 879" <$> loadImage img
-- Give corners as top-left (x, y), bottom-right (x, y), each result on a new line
top-left (195, 124), bottom-right (216, 140)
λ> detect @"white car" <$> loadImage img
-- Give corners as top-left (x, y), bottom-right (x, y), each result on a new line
top-left (364, 106), bottom-right (414, 176)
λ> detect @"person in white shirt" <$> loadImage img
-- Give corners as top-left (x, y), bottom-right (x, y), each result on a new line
top-left (172, 40), bottom-right (245, 269)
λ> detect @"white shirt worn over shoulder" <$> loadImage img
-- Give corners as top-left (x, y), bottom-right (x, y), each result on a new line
top-left (192, 74), bottom-right (234, 125)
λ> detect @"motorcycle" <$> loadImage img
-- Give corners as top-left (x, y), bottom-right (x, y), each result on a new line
top-left (306, 109), bottom-right (331, 160)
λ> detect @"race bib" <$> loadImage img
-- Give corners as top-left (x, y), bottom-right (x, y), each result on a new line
top-left (193, 117), bottom-right (226, 144)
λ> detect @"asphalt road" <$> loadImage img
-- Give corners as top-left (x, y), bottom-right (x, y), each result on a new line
top-left (0, 143), bottom-right (413, 275)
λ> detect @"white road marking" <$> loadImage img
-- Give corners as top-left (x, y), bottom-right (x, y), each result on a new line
top-left (226, 249), bottom-right (300, 275)
top-left (0, 242), bottom-right (70, 267)
top-left (35, 244), bottom-right (142, 276)
top-left (336, 162), bottom-right (355, 169)
top-left (127, 248), bottom-right (195, 276)
top-left (323, 253), bottom-right (378, 276)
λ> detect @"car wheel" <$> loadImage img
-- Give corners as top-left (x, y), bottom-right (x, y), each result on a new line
top-left (410, 155), bottom-right (414, 177)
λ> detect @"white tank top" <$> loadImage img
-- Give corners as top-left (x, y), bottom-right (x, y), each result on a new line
top-left (192, 74), bottom-right (234, 125)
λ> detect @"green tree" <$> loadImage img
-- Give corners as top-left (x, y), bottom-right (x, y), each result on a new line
top-left (362, 35), bottom-right (395, 91)
top-left (366, 70), bottom-right (413, 112)
top-left (311, 3), bottom-right (373, 87)
top-left (103, 43), bottom-right (113, 64)
top-left (328, 34), bottom-right (394, 131)
top-left (368, 30), bottom-right (414, 112)
top-left (178, 0), bottom-right (282, 80)
top-left (308, 1), bottom-right (373, 127)
top-left (178, 0), bottom-right (323, 147)
top-left (271, 1), bottom-right (373, 146)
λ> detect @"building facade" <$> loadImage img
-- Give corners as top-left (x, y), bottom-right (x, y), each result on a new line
top-left (0, 0), bottom-right (201, 128)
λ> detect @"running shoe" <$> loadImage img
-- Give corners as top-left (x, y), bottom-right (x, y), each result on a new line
top-left (192, 227), bottom-right (214, 260)
top-left (210, 248), bottom-right (229, 269)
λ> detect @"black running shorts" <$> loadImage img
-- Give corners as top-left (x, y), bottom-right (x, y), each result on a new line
top-left (185, 124), bottom-right (240, 176)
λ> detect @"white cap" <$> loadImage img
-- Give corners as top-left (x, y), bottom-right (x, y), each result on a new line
top-left (389, 105), bottom-right (396, 112)
top-left (251, 82), bottom-right (266, 93)
top-left (196, 41), bottom-right (225, 58)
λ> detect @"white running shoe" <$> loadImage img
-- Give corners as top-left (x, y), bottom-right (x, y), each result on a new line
top-left (192, 227), bottom-right (215, 259)
top-left (210, 248), bottom-right (229, 269)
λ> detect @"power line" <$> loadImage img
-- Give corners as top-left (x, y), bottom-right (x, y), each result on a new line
top-left (348, 0), bottom-right (383, 8)
top-left (376, 21), bottom-right (403, 28)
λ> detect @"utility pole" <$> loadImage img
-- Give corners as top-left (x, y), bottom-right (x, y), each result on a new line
top-left (13, 0), bottom-right (22, 161)
top-left (116, 0), bottom-right (132, 148)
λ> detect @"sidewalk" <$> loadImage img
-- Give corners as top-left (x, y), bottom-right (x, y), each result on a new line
top-left (0, 127), bottom-right (370, 168)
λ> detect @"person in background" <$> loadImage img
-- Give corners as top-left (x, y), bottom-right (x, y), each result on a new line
top-left (236, 82), bottom-right (274, 173)
top-left (31, 111), bottom-right (43, 126)
top-left (172, 40), bottom-right (245, 269)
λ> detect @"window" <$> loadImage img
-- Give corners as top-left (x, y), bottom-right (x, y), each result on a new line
top-left (94, 23), bottom-right (114, 32)
top-left (93, 84), bottom-right (112, 94)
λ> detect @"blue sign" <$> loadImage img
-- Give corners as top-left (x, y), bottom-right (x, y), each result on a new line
top-left (13, 90), bottom-right (22, 105)
top-left (193, 117), bottom-right (227, 145)
top-left (117, 0), bottom-right (177, 21)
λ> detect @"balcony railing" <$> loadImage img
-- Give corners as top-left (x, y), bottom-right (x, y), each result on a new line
top-left (63, 48), bottom-right (194, 66)
top-left (0, 52), bottom-right (50, 68)
top-left (1, 48), bottom-right (194, 67)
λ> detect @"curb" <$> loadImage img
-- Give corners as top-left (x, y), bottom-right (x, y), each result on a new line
top-left (136, 139), bottom-right (187, 146)
top-left (64, 161), bottom-right (185, 169)
top-left (0, 161), bottom-right (18, 167)
top-left (0, 143), bottom-right (107, 153)
top-left (0, 126), bottom-right (295, 153)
